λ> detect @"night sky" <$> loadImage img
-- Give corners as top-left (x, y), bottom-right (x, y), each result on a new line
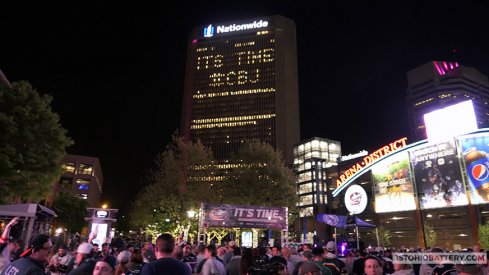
top-left (2, 2), bottom-right (489, 214)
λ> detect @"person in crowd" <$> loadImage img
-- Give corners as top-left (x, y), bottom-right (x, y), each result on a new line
top-left (69, 242), bottom-right (97, 275)
top-left (298, 261), bottom-right (322, 275)
top-left (268, 256), bottom-right (289, 275)
top-left (352, 251), bottom-right (366, 275)
top-left (181, 242), bottom-right (197, 263)
top-left (141, 233), bottom-right (191, 275)
top-left (222, 241), bottom-right (236, 266)
top-left (323, 241), bottom-right (346, 275)
top-left (363, 255), bottom-right (383, 275)
top-left (101, 244), bottom-right (111, 258)
top-left (114, 250), bottom-right (131, 275)
top-left (289, 247), bottom-right (303, 268)
top-left (141, 242), bottom-right (155, 263)
top-left (344, 251), bottom-right (355, 275)
top-left (311, 247), bottom-right (332, 275)
top-left (201, 244), bottom-right (226, 275)
top-left (225, 246), bottom-right (241, 275)
top-left (0, 217), bottom-right (19, 271)
top-left (8, 239), bottom-right (24, 263)
top-left (47, 244), bottom-right (74, 275)
top-left (1, 233), bottom-right (52, 275)
top-left (240, 248), bottom-right (254, 275)
top-left (93, 255), bottom-right (117, 275)
top-left (391, 259), bottom-right (414, 275)
top-left (280, 247), bottom-right (295, 274)
top-left (126, 248), bottom-right (144, 275)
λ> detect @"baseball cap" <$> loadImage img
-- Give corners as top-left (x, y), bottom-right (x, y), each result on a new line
top-left (19, 233), bottom-right (51, 257)
top-left (326, 241), bottom-right (336, 252)
top-left (117, 250), bottom-right (131, 263)
top-left (269, 256), bottom-right (287, 267)
top-left (77, 242), bottom-right (94, 254)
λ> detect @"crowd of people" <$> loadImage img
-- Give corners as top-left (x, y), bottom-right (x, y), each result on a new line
top-left (0, 217), bottom-right (487, 275)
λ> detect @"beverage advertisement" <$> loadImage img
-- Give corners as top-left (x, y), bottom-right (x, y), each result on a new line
top-left (371, 151), bottom-right (416, 213)
top-left (410, 140), bottom-right (468, 209)
top-left (458, 133), bottom-right (489, 204)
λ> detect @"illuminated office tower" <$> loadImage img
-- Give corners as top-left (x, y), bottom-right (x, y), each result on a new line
top-left (181, 16), bottom-right (300, 165)
top-left (407, 61), bottom-right (489, 140)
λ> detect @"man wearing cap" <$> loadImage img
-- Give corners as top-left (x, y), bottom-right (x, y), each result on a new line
top-left (0, 233), bottom-right (52, 275)
top-left (93, 255), bottom-right (117, 275)
top-left (299, 261), bottom-right (322, 275)
top-left (323, 241), bottom-right (346, 275)
top-left (68, 242), bottom-right (96, 275)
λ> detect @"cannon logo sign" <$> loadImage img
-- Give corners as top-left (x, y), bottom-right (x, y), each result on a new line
top-left (201, 203), bottom-right (288, 229)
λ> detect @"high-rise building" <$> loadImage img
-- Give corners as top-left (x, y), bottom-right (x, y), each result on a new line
top-left (293, 137), bottom-right (341, 243)
top-left (407, 61), bottom-right (489, 140)
top-left (48, 154), bottom-right (103, 207)
top-left (181, 15), bottom-right (300, 165)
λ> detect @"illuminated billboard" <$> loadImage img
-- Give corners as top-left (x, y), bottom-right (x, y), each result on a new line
top-left (410, 140), bottom-right (468, 209)
top-left (424, 100), bottom-right (478, 142)
top-left (458, 132), bottom-right (489, 204)
top-left (90, 223), bottom-right (108, 247)
top-left (371, 151), bottom-right (416, 213)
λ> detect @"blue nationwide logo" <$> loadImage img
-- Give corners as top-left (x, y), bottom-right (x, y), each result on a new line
top-left (203, 24), bottom-right (214, 37)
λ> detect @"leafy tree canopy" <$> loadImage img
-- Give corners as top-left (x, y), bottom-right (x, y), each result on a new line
top-left (52, 192), bottom-right (88, 233)
top-left (221, 140), bottom-right (298, 210)
top-left (0, 81), bottom-right (73, 202)
top-left (129, 133), bottom-right (216, 231)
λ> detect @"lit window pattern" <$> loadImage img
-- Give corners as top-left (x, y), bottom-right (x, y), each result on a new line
top-left (234, 41), bottom-right (255, 47)
top-left (76, 178), bottom-right (90, 190)
top-left (414, 97), bottom-right (434, 106)
top-left (193, 88), bottom-right (275, 99)
top-left (299, 195), bottom-right (313, 206)
top-left (299, 183), bottom-right (312, 194)
top-left (78, 164), bottom-right (93, 175)
top-left (75, 194), bottom-right (88, 200)
top-left (191, 114), bottom-right (275, 129)
top-left (62, 162), bottom-right (76, 174)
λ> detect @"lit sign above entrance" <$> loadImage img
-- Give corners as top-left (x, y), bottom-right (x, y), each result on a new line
top-left (203, 20), bottom-right (269, 37)
top-left (333, 137), bottom-right (408, 196)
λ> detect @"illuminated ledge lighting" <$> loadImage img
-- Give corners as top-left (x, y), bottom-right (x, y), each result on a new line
top-left (193, 88), bottom-right (275, 99)
top-left (193, 114), bottom-right (275, 124)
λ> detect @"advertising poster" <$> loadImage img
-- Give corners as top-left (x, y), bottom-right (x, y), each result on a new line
top-left (371, 151), bottom-right (416, 213)
top-left (200, 203), bottom-right (288, 229)
top-left (458, 133), bottom-right (489, 204)
top-left (410, 140), bottom-right (468, 209)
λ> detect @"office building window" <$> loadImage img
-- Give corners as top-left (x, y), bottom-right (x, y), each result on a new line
top-left (76, 178), bottom-right (90, 190)
top-left (78, 164), bottom-right (93, 175)
top-left (62, 162), bottom-right (76, 174)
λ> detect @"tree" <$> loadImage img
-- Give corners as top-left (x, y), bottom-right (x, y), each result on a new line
top-left (129, 133), bottom-right (216, 234)
top-left (479, 222), bottom-right (489, 250)
top-left (0, 81), bottom-right (73, 203)
top-left (221, 140), bottom-right (298, 210)
top-left (372, 226), bottom-right (391, 247)
top-left (52, 192), bottom-right (88, 233)
top-left (424, 223), bottom-right (437, 248)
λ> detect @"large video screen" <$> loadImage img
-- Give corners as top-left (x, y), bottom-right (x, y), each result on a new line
top-left (458, 133), bottom-right (489, 204)
top-left (410, 140), bottom-right (468, 209)
top-left (371, 151), bottom-right (416, 213)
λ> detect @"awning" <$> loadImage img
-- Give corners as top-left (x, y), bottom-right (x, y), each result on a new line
top-left (0, 203), bottom-right (57, 218)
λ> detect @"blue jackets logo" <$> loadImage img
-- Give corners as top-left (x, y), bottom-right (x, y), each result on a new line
top-left (203, 24), bottom-right (214, 37)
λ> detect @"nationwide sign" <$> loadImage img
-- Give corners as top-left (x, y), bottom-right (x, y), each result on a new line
top-left (332, 137), bottom-right (411, 197)
top-left (203, 20), bottom-right (269, 37)
top-left (339, 150), bottom-right (368, 162)
top-left (200, 203), bottom-right (287, 229)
